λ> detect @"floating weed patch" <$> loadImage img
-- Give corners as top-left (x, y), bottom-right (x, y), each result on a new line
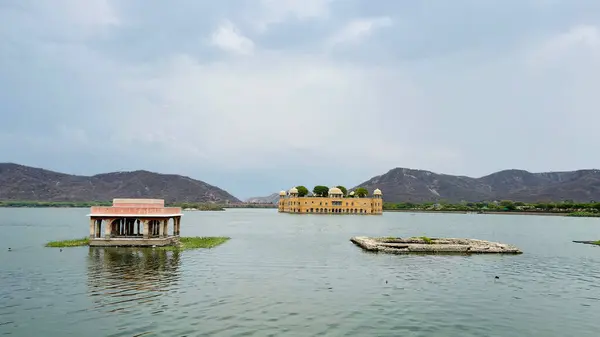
top-left (44, 236), bottom-right (230, 250)
top-left (159, 237), bottom-right (230, 251)
top-left (567, 212), bottom-right (600, 217)
top-left (419, 236), bottom-right (434, 244)
top-left (45, 237), bottom-right (89, 248)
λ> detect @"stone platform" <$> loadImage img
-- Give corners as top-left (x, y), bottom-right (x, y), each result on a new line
top-left (350, 236), bottom-right (523, 254)
top-left (89, 236), bottom-right (179, 247)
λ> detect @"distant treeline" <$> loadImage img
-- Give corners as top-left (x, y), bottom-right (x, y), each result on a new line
top-left (383, 200), bottom-right (600, 217)
top-left (225, 203), bottom-right (277, 209)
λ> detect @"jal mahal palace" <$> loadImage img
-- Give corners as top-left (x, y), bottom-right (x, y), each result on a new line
top-left (278, 187), bottom-right (383, 214)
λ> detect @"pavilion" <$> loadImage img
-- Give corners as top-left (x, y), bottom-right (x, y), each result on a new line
top-left (87, 198), bottom-right (182, 247)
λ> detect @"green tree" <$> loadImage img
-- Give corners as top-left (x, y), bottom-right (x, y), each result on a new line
top-left (296, 185), bottom-right (309, 197)
top-left (336, 185), bottom-right (348, 196)
top-left (355, 187), bottom-right (368, 197)
top-left (312, 185), bottom-right (329, 197)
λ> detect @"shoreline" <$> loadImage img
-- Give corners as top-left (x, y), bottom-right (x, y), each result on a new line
top-left (1, 205), bottom-right (596, 217)
top-left (383, 209), bottom-right (568, 216)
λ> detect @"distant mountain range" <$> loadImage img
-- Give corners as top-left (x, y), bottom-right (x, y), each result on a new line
top-left (0, 163), bottom-right (240, 203)
top-left (352, 167), bottom-right (600, 203)
top-left (250, 167), bottom-right (600, 204)
top-left (245, 193), bottom-right (280, 204)
top-left (2, 163), bottom-right (600, 205)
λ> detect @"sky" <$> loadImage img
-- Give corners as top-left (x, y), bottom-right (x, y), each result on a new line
top-left (1, 0), bottom-right (600, 200)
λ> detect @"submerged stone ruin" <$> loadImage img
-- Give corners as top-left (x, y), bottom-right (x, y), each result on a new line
top-left (350, 236), bottom-right (523, 254)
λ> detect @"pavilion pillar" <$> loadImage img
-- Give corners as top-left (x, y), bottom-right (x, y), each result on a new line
top-left (163, 219), bottom-right (168, 237)
top-left (104, 218), bottom-right (112, 239)
top-left (136, 220), bottom-right (140, 236)
top-left (159, 219), bottom-right (165, 238)
top-left (143, 220), bottom-right (150, 239)
top-left (89, 218), bottom-right (96, 239)
top-left (174, 216), bottom-right (181, 236)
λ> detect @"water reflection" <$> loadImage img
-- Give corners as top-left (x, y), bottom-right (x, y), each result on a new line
top-left (86, 248), bottom-right (181, 313)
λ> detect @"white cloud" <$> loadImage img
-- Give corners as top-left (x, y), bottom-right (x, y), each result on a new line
top-left (210, 20), bottom-right (255, 55)
top-left (58, 0), bottom-right (119, 27)
top-left (4, 1), bottom-right (600, 197)
top-left (254, 0), bottom-right (332, 32)
top-left (112, 52), bottom-right (433, 171)
top-left (526, 24), bottom-right (600, 67)
top-left (327, 16), bottom-right (393, 47)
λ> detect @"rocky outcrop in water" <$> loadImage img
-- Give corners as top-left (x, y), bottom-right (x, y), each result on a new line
top-left (350, 236), bottom-right (523, 254)
top-left (572, 240), bottom-right (600, 247)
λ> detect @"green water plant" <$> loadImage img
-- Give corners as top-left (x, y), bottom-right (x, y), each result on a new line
top-left (159, 236), bottom-right (230, 251)
top-left (419, 236), bottom-right (434, 244)
top-left (566, 212), bottom-right (600, 217)
top-left (44, 236), bottom-right (230, 250)
top-left (45, 237), bottom-right (89, 247)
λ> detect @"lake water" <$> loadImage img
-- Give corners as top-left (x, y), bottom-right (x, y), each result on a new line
top-left (0, 208), bottom-right (599, 336)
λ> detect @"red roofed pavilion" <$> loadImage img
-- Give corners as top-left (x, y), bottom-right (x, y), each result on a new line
top-left (87, 198), bottom-right (182, 247)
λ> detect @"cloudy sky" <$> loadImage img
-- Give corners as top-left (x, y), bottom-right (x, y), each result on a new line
top-left (1, 0), bottom-right (600, 199)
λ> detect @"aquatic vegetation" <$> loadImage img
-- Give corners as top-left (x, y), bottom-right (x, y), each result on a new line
top-left (573, 240), bottom-right (600, 247)
top-left (566, 212), bottom-right (600, 217)
top-left (159, 237), bottom-right (230, 251)
top-left (45, 237), bottom-right (89, 247)
top-left (44, 236), bottom-right (230, 250)
top-left (419, 236), bottom-right (434, 244)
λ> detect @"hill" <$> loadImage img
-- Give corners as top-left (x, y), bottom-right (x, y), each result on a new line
top-left (0, 163), bottom-right (241, 203)
top-left (352, 167), bottom-right (600, 203)
top-left (245, 193), bottom-right (280, 204)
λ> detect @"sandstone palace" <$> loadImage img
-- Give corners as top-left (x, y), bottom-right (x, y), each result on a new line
top-left (278, 186), bottom-right (383, 215)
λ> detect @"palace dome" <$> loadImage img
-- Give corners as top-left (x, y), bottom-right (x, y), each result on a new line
top-left (349, 191), bottom-right (355, 196)
top-left (373, 188), bottom-right (382, 195)
top-left (279, 190), bottom-right (287, 196)
top-left (328, 187), bottom-right (343, 195)
top-left (288, 187), bottom-right (298, 194)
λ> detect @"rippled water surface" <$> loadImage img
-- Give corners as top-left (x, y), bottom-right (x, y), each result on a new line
top-left (1, 208), bottom-right (599, 336)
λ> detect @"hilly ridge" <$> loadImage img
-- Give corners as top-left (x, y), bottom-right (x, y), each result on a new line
top-left (245, 193), bottom-right (280, 204)
top-left (3, 163), bottom-right (600, 205)
top-left (0, 163), bottom-right (241, 203)
top-left (352, 167), bottom-right (600, 203)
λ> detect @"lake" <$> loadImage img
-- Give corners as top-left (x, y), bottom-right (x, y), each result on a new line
top-left (0, 208), bottom-right (599, 336)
